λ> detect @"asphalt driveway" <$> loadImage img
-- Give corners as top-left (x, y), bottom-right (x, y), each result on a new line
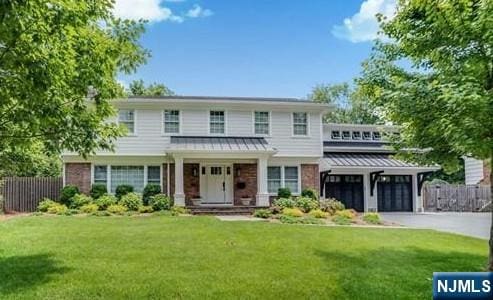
top-left (380, 212), bottom-right (491, 239)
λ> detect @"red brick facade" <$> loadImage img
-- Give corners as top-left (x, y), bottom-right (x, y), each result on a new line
top-left (301, 164), bottom-right (320, 194)
top-left (184, 163), bottom-right (200, 205)
top-left (233, 163), bottom-right (257, 206)
top-left (65, 163), bottom-right (91, 194)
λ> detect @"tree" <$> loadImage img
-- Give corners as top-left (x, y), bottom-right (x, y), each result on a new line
top-left (128, 79), bottom-right (175, 96)
top-left (357, 0), bottom-right (493, 269)
top-left (0, 0), bottom-right (149, 162)
top-left (0, 142), bottom-right (61, 177)
top-left (308, 83), bottom-right (381, 124)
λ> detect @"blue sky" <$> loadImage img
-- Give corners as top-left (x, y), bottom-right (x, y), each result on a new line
top-left (115, 0), bottom-right (396, 98)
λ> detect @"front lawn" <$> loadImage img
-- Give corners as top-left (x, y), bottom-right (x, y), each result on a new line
top-left (0, 215), bottom-right (487, 299)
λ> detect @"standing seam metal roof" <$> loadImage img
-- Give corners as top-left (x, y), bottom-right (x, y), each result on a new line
top-left (167, 136), bottom-right (276, 152)
top-left (323, 153), bottom-right (418, 168)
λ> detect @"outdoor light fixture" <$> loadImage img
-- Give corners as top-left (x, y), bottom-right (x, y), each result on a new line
top-left (236, 167), bottom-right (241, 177)
top-left (193, 167), bottom-right (198, 177)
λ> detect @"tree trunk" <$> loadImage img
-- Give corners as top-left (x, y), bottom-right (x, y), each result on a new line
top-left (489, 154), bottom-right (493, 271)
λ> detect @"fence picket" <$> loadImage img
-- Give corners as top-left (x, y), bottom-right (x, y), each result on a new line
top-left (0, 177), bottom-right (63, 212)
top-left (423, 184), bottom-right (491, 212)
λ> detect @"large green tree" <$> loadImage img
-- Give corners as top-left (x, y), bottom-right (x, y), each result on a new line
top-left (308, 83), bottom-right (381, 124)
top-left (128, 79), bottom-right (175, 96)
top-left (0, 0), bottom-right (149, 162)
top-left (358, 0), bottom-right (493, 269)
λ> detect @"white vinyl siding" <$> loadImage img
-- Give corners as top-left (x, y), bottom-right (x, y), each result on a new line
top-left (254, 111), bottom-right (269, 135)
top-left (209, 111), bottom-right (225, 134)
top-left (163, 110), bottom-right (180, 134)
top-left (119, 109), bottom-right (135, 135)
top-left (293, 112), bottom-right (308, 136)
top-left (268, 166), bottom-right (299, 194)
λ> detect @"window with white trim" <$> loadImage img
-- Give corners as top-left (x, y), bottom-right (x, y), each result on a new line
top-left (293, 112), bottom-right (308, 136)
top-left (147, 166), bottom-right (161, 185)
top-left (163, 110), bottom-right (180, 134)
top-left (118, 109), bottom-right (135, 134)
top-left (110, 166), bottom-right (145, 193)
top-left (254, 111), bottom-right (269, 135)
top-left (210, 111), bottom-right (225, 134)
top-left (94, 166), bottom-right (107, 185)
top-left (267, 166), bottom-right (299, 194)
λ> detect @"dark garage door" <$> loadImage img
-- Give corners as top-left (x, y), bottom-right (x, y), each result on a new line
top-left (325, 175), bottom-right (364, 212)
top-left (377, 175), bottom-right (413, 212)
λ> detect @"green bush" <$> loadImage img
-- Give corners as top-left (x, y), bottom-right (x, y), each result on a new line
top-left (273, 197), bottom-right (296, 209)
top-left (66, 209), bottom-right (80, 215)
top-left (115, 184), bottom-right (133, 200)
top-left (319, 198), bottom-right (345, 215)
top-left (37, 198), bottom-right (57, 212)
top-left (335, 209), bottom-right (357, 219)
top-left (363, 212), bottom-right (382, 225)
top-left (277, 187), bottom-right (292, 199)
top-left (47, 203), bottom-right (68, 215)
top-left (60, 185), bottom-right (79, 206)
top-left (299, 216), bottom-right (324, 224)
top-left (332, 215), bottom-right (352, 225)
top-left (142, 184), bottom-right (161, 205)
top-left (92, 210), bottom-right (112, 217)
top-left (80, 203), bottom-right (99, 214)
top-left (253, 209), bottom-right (272, 218)
top-left (294, 196), bottom-right (319, 212)
top-left (70, 194), bottom-right (93, 209)
top-left (107, 204), bottom-right (128, 215)
top-left (119, 192), bottom-right (142, 211)
top-left (269, 206), bottom-right (282, 215)
top-left (279, 215), bottom-right (300, 224)
top-left (170, 206), bottom-right (190, 216)
top-left (95, 194), bottom-right (117, 210)
top-left (282, 207), bottom-right (304, 217)
top-left (279, 215), bottom-right (323, 224)
top-left (138, 205), bottom-right (154, 213)
top-left (301, 188), bottom-right (318, 200)
top-left (309, 209), bottom-right (328, 219)
top-left (148, 194), bottom-right (172, 211)
top-left (90, 184), bottom-right (107, 199)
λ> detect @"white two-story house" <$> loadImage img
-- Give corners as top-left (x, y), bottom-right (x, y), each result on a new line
top-left (62, 96), bottom-right (328, 207)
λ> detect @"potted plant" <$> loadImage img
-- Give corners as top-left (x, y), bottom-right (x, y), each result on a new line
top-left (240, 195), bottom-right (252, 206)
top-left (191, 195), bottom-right (201, 206)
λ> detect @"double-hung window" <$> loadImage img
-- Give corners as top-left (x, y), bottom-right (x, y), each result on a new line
top-left (94, 166), bottom-right (108, 185)
top-left (118, 109), bottom-right (135, 135)
top-left (163, 110), bottom-right (180, 134)
top-left (254, 111), bottom-right (269, 135)
top-left (210, 111), bottom-right (225, 134)
top-left (293, 112), bottom-right (308, 136)
top-left (267, 166), bottom-right (299, 194)
top-left (147, 166), bottom-right (161, 185)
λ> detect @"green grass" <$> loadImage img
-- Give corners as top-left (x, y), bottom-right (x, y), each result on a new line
top-left (0, 215), bottom-right (488, 299)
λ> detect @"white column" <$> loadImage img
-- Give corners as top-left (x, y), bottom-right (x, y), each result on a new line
top-left (174, 156), bottom-right (185, 206)
top-left (256, 156), bottom-right (269, 207)
top-left (413, 173), bottom-right (423, 212)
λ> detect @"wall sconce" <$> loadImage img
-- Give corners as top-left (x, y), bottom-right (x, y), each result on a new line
top-left (235, 167), bottom-right (241, 177)
top-left (193, 167), bottom-right (198, 177)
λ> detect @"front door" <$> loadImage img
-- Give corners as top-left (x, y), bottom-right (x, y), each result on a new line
top-left (202, 165), bottom-right (233, 204)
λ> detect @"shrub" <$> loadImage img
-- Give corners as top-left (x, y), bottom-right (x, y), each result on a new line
top-left (47, 203), bottom-right (68, 215)
top-left (66, 209), bottom-right (79, 215)
top-left (107, 204), bottom-right (128, 215)
top-left (279, 215), bottom-right (323, 225)
top-left (115, 184), bottom-right (133, 200)
top-left (80, 203), bottom-right (99, 214)
top-left (299, 216), bottom-right (324, 224)
top-left (138, 205), bottom-right (154, 213)
top-left (301, 188), bottom-right (318, 200)
top-left (282, 207), bottom-right (304, 217)
top-left (37, 198), bottom-right (57, 212)
top-left (363, 212), bottom-right (382, 225)
top-left (279, 215), bottom-right (300, 224)
top-left (269, 206), bottom-right (282, 215)
top-left (273, 197), bottom-right (296, 209)
top-left (253, 209), bottom-right (272, 219)
top-left (148, 194), bottom-right (172, 211)
top-left (309, 209), bottom-right (328, 219)
top-left (335, 209), bottom-right (357, 219)
top-left (142, 184), bottom-right (161, 205)
top-left (119, 192), bottom-right (142, 211)
top-left (92, 210), bottom-right (112, 217)
top-left (70, 194), bottom-right (93, 209)
top-left (90, 184), bottom-right (107, 199)
top-left (171, 206), bottom-right (190, 216)
top-left (60, 185), bottom-right (79, 206)
top-left (294, 196), bottom-right (319, 212)
top-left (319, 198), bottom-right (345, 215)
top-left (277, 187), bottom-right (291, 199)
top-left (332, 215), bottom-right (352, 225)
top-left (95, 194), bottom-right (117, 210)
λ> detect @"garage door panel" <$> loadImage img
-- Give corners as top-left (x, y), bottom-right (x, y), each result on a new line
top-left (324, 175), bottom-right (364, 212)
top-left (377, 175), bottom-right (412, 212)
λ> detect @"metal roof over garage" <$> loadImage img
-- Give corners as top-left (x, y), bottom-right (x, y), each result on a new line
top-left (166, 136), bottom-right (277, 153)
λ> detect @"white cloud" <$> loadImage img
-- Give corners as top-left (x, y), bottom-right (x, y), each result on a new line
top-left (332, 0), bottom-right (396, 43)
top-left (113, 0), bottom-right (181, 22)
top-left (186, 4), bottom-right (213, 18)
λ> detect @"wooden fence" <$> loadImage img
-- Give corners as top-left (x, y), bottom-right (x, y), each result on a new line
top-left (1, 177), bottom-right (63, 212)
top-left (422, 184), bottom-right (491, 212)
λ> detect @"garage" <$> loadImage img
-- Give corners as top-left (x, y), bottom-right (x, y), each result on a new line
top-left (324, 175), bottom-right (364, 212)
top-left (377, 175), bottom-right (413, 212)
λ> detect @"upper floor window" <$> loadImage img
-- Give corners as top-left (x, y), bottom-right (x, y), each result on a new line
top-left (119, 109), bottom-right (135, 134)
top-left (342, 131), bottom-right (351, 140)
top-left (331, 130), bottom-right (341, 139)
top-left (210, 111), bottom-right (225, 134)
top-left (362, 131), bottom-right (372, 140)
top-left (352, 131), bottom-right (361, 140)
top-left (292, 112), bottom-right (308, 136)
top-left (372, 131), bottom-right (381, 140)
top-left (254, 111), bottom-right (269, 135)
top-left (163, 110), bottom-right (180, 134)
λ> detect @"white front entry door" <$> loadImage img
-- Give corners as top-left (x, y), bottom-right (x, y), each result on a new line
top-left (202, 165), bottom-right (233, 204)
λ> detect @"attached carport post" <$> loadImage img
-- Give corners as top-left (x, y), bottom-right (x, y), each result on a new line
top-left (319, 170), bottom-right (331, 198)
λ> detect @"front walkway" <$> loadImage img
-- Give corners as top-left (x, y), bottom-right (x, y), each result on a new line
top-left (380, 212), bottom-right (491, 239)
